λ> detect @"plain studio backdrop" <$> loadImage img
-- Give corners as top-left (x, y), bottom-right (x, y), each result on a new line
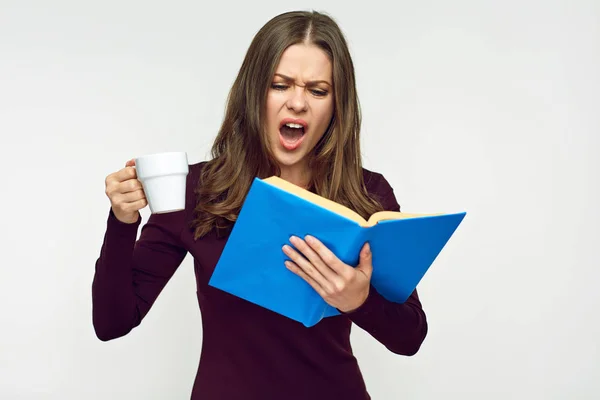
top-left (1, 0), bottom-right (598, 399)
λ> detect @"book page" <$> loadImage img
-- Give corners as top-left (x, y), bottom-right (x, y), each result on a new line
top-left (262, 176), bottom-right (368, 225)
top-left (367, 211), bottom-right (443, 227)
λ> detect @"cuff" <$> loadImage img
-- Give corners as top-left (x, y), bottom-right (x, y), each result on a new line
top-left (106, 207), bottom-right (141, 238)
top-left (339, 285), bottom-right (385, 319)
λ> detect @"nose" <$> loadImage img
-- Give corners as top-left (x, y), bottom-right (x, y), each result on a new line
top-left (286, 86), bottom-right (308, 113)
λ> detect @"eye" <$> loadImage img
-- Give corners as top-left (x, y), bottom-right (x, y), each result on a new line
top-left (310, 89), bottom-right (328, 97)
top-left (271, 83), bottom-right (288, 91)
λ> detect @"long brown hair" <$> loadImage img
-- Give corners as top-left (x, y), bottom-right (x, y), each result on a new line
top-left (191, 10), bottom-right (384, 240)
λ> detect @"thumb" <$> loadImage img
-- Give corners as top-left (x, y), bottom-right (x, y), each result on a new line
top-left (357, 242), bottom-right (373, 277)
top-left (125, 159), bottom-right (136, 167)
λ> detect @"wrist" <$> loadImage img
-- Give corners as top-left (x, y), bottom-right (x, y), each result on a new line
top-left (339, 286), bottom-right (370, 314)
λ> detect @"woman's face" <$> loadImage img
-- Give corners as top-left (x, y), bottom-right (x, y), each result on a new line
top-left (265, 43), bottom-right (334, 184)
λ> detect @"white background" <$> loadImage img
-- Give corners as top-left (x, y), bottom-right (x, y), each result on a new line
top-left (1, 0), bottom-right (599, 399)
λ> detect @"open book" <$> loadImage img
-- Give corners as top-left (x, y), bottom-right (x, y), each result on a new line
top-left (262, 176), bottom-right (444, 226)
top-left (209, 176), bottom-right (466, 327)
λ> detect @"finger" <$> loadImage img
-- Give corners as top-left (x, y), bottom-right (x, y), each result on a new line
top-left (282, 244), bottom-right (331, 292)
top-left (304, 235), bottom-right (349, 275)
top-left (115, 197), bottom-right (147, 214)
top-left (131, 197), bottom-right (147, 211)
top-left (357, 242), bottom-right (373, 279)
top-left (125, 159), bottom-right (136, 167)
top-left (285, 260), bottom-right (328, 298)
top-left (106, 178), bottom-right (142, 198)
top-left (112, 165), bottom-right (138, 183)
top-left (115, 188), bottom-right (146, 204)
top-left (117, 178), bottom-right (144, 194)
top-left (289, 236), bottom-right (338, 281)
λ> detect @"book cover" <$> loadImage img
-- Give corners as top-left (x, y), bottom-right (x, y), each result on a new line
top-left (208, 176), bottom-right (466, 327)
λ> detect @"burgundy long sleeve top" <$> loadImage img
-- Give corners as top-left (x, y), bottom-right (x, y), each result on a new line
top-left (92, 161), bottom-right (428, 400)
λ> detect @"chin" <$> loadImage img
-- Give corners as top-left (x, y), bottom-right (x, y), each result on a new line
top-left (272, 149), bottom-right (305, 169)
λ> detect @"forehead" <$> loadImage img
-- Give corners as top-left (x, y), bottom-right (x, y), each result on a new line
top-left (274, 43), bottom-right (332, 82)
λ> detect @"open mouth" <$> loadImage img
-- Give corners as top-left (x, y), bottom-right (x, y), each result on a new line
top-left (279, 119), bottom-right (307, 151)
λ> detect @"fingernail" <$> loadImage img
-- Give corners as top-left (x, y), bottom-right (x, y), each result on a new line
top-left (365, 243), bottom-right (371, 255)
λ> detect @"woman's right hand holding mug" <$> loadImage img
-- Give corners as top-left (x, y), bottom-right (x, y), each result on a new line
top-left (105, 159), bottom-right (148, 224)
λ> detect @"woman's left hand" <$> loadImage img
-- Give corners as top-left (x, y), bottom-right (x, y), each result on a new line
top-left (282, 235), bottom-right (372, 313)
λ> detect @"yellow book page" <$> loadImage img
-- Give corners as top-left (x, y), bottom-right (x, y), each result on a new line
top-left (262, 176), bottom-right (368, 225)
top-left (262, 176), bottom-right (443, 227)
top-left (366, 211), bottom-right (443, 226)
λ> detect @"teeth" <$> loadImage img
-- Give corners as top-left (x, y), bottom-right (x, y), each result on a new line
top-left (285, 123), bottom-right (304, 129)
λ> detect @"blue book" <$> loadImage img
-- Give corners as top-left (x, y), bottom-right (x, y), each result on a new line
top-left (209, 176), bottom-right (466, 327)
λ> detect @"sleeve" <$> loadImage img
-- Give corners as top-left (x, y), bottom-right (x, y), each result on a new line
top-left (343, 174), bottom-right (428, 356)
top-left (91, 208), bottom-right (188, 341)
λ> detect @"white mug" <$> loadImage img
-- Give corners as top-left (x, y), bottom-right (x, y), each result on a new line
top-left (134, 151), bottom-right (189, 214)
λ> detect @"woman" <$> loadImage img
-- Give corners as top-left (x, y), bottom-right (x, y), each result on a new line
top-left (94, 10), bottom-right (427, 400)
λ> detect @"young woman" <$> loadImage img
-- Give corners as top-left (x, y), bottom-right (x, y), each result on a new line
top-left (94, 10), bottom-right (427, 400)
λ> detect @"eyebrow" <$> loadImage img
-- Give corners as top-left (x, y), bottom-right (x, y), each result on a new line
top-left (274, 73), bottom-right (332, 87)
